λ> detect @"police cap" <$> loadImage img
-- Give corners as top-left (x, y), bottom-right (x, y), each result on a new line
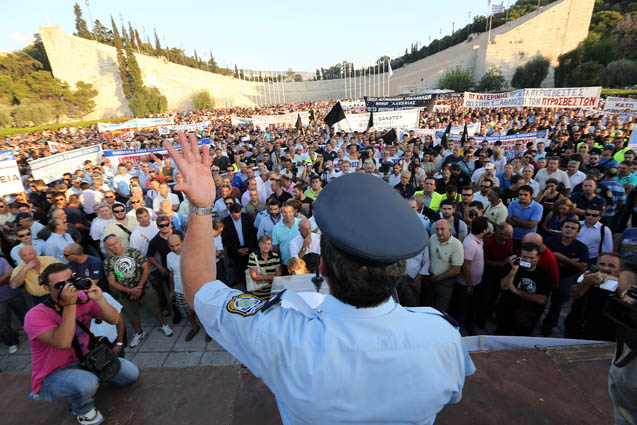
top-left (314, 173), bottom-right (427, 264)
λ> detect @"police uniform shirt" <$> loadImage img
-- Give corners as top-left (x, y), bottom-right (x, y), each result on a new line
top-left (194, 281), bottom-right (475, 425)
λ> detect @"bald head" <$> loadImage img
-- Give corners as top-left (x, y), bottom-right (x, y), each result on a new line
top-left (522, 232), bottom-right (544, 249)
top-left (299, 219), bottom-right (312, 237)
top-left (434, 219), bottom-right (451, 242)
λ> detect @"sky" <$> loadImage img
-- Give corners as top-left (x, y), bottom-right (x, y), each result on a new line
top-left (2, 0), bottom-right (495, 72)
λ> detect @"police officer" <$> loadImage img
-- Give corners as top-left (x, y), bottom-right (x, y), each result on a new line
top-left (164, 133), bottom-right (475, 425)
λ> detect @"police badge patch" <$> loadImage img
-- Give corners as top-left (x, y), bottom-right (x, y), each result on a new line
top-left (226, 294), bottom-right (266, 316)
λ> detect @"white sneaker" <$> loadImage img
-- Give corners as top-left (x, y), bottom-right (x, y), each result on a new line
top-left (160, 324), bottom-right (174, 337)
top-left (129, 331), bottom-right (146, 348)
top-left (76, 407), bottom-right (104, 425)
top-left (8, 345), bottom-right (18, 354)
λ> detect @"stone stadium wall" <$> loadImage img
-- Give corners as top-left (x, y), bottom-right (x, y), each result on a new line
top-left (39, 0), bottom-right (593, 119)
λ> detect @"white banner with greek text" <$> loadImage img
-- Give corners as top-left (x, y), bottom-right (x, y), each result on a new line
top-left (0, 150), bottom-right (24, 196)
top-left (29, 145), bottom-right (103, 183)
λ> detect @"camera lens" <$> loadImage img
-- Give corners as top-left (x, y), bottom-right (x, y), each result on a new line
top-left (72, 276), bottom-right (93, 290)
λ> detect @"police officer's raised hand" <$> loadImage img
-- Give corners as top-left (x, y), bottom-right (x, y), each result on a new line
top-left (163, 132), bottom-right (215, 208)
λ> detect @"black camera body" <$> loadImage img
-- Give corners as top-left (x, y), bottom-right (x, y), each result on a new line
top-left (68, 275), bottom-right (93, 290)
top-left (467, 209), bottom-right (478, 220)
top-left (589, 265), bottom-right (600, 274)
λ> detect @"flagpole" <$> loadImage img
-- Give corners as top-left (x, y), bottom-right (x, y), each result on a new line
top-left (487, 0), bottom-right (493, 44)
top-left (282, 71), bottom-right (286, 104)
top-left (343, 62), bottom-right (346, 100)
top-left (354, 67), bottom-right (357, 100)
top-left (381, 61), bottom-right (384, 98)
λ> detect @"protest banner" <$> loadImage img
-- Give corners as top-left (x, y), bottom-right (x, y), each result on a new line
top-left (334, 109), bottom-right (420, 132)
top-left (434, 130), bottom-right (549, 152)
top-left (158, 121), bottom-right (211, 135)
top-left (29, 145), bottom-right (103, 183)
top-left (252, 112), bottom-right (310, 130)
top-left (462, 87), bottom-right (601, 109)
top-left (365, 95), bottom-right (435, 112)
top-left (433, 105), bottom-right (450, 113)
top-left (97, 117), bottom-right (174, 133)
top-left (341, 100), bottom-right (366, 109)
top-left (47, 141), bottom-right (67, 152)
top-left (0, 150), bottom-right (25, 196)
top-left (103, 139), bottom-right (211, 165)
top-left (522, 87), bottom-right (601, 108)
top-left (462, 90), bottom-right (525, 108)
top-left (398, 128), bottom-right (438, 141)
top-left (231, 116), bottom-right (254, 126)
top-left (603, 97), bottom-right (637, 115)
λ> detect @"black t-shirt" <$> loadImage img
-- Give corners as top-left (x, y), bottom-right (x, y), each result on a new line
top-left (299, 198), bottom-right (313, 218)
top-left (545, 237), bottom-right (589, 278)
top-left (497, 265), bottom-right (552, 326)
top-left (564, 285), bottom-right (617, 341)
top-left (147, 230), bottom-right (184, 267)
top-left (502, 188), bottom-right (519, 207)
top-left (269, 191), bottom-right (292, 205)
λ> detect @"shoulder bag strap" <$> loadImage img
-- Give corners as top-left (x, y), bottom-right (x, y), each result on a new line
top-left (116, 223), bottom-right (132, 236)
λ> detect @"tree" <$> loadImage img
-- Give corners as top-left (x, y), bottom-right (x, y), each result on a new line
top-left (125, 38), bottom-right (144, 93)
top-left (128, 86), bottom-right (167, 116)
top-left (478, 66), bottom-right (506, 91)
top-left (154, 28), bottom-right (162, 56)
top-left (134, 29), bottom-right (144, 55)
top-left (612, 13), bottom-right (637, 60)
top-left (569, 61), bottom-right (604, 86)
top-left (438, 65), bottom-right (473, 92)
top-left (73, 3), bottom-right (92, 39)
top-left (24, 34), bottom-right (51, 71)
top-left (111, 17), bottom-right (131, 99)
top-left (511, 55), bottom-right (550, 88)
top-left (64, 80), bottom-right (97, 119)
top-left (234, 64), bottom-right (239, 78)
top-left (128, 22), bottom-right (138, 51)
top-left (193, 90), bottom-right (214, 109)
top-left (604, 59), bottom-right (637, 87)
top-left (93, 20), bottom-right (113, 45)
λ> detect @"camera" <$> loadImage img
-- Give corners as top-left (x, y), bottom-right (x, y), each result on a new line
top-left (467, 209), bottom-right (478, 220)
top-left (512, 257), bottom-right (520, 266)
top-left (68, 275), bottom-right (93, 290)
top-left (589, 265), bottom-right (600, 273)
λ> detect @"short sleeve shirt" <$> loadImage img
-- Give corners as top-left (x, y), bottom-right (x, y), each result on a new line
top-left (166, 252), bottom-right (183, 294)
top-left (428, 234), bottom-right (464, 276)
top-left (545, 237), bottom-right (589, 279)
top-left (508, 200), bottom-right (543, 240)
top-left (104, 248), bottom-right (147, 288)
top-left (458, 234), bottom-right (484, 286)
top-left (24, 294), bottom-right (101, 394)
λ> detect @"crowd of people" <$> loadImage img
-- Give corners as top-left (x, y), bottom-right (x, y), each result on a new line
top-left (0, 94), bottom-right (635, 423)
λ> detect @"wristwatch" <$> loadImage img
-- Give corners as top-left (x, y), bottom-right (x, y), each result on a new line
top-left (115, 342), bottom-right (124, 346)
top-left (189, 205), bottom-right (215, 216)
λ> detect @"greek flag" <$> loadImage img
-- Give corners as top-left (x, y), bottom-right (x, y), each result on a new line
top-left (492, 2), bottom-right (505, 14)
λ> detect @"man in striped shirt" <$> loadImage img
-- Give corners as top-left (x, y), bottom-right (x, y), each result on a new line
top-left (247, 234), bottom-right (282, 299)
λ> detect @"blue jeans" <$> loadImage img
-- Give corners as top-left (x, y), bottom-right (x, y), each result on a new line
top-left (35, 359), bottom-right (139, 415)
top-left (542, 274), bottom-right (578, 331)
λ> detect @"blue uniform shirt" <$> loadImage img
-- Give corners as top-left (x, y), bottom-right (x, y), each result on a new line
top-left (195, 282), bottom-right (475, 425)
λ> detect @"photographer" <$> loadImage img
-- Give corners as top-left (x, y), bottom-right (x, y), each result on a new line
top-left (24, 263), bottom-right (139, 425)
top-left (563, 253), bottom-right (621, 341)
top-left (495, 243), bottom-right (552, 336)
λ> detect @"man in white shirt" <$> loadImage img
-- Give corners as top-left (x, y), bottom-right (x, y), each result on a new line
top-left (534, 156), bottom-right (571, 191)
top-left (79, 182), bottom-right (104, 217)
top-left (129, 208), bottom-right (158, 256)
top-left (567, 160), bottom-right (586, 189)
top-left (576, 205), bottom-right (613, 262)
top-left (152, 182), bottom-right (179, 211)
top-left (289, 219), bottom-right (321, 260)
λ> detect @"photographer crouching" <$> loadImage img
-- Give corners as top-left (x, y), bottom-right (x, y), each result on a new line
top-left (24, 263), bottom-right (139, 425)
top-left (607, 254), bottom-right (637, 425)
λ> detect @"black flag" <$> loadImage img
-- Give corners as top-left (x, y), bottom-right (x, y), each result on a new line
top-left (366, 112), bottom-right (374, 132)
top-left (440, 121), bottom-right (452, 150)
top-left (324, 102), bottom-right (346, 127)
top-left (295, 114), bottom-right (303, 133)
top-left (309, 109), bottom-right (315, 122)
top-left (380, 129), bottom-right (397, 145)
top-left (460, 123), bottom-right (468, 144)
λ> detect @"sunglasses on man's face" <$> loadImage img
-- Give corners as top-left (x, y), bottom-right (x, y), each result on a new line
top-left (158, 223), bottom-right (170, 228)
top-left (131, 200), bottom-right (141, 204)
top-left (113, 209), bottom-right (125, 214)
top-left (17, 232), bottom-right (31, 238)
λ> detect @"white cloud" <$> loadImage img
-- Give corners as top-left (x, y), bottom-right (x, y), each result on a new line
top-left (8, 33), bottom-right (34, 45)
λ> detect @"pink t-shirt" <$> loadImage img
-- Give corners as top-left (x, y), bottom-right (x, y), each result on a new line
top-left (458, 233), bottom-right (484, 286)
top-left (24, 293), bottom-right (101, 394)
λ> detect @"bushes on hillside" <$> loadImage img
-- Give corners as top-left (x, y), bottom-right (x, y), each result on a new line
top-left (193, 90), bottom-right (214, 109)
top-left (511, 55), bottom-right (550, 88)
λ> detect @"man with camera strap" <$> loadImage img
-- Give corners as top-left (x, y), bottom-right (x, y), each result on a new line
top-left (23, 263), bottom-right (139, 425)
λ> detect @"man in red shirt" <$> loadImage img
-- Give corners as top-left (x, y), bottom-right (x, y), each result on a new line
top-left (481, 222), bottom-right (514, 325)
top-left (521, 232), bottom-right (560, 290)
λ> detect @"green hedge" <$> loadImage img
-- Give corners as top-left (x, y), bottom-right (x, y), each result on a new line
top-left (0, 117), bottom-right (130, 138)
top-left (600, 88), bottom-right (637, 97)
